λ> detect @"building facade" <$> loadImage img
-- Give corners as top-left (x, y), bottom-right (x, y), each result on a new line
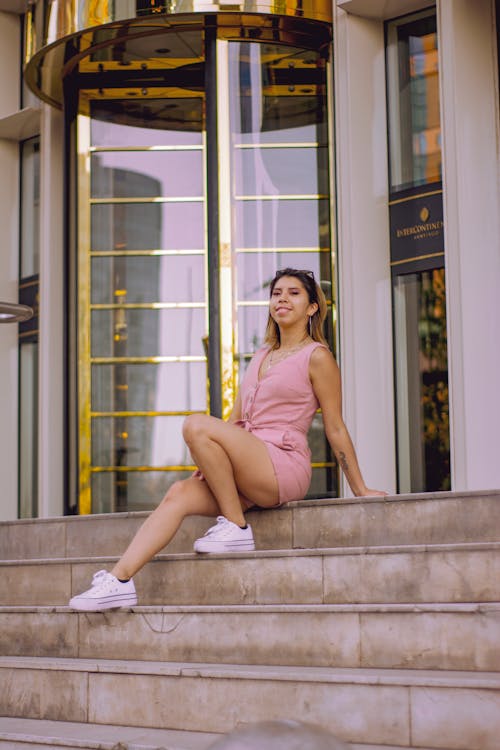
top-left (0, 0), bottom-right (499, 520)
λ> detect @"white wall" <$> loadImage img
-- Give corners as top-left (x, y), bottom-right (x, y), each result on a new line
top-left (0, 10), bottom-right (20, 520)
top-left (38, 103), bottom-right (64, 517)
top-left (438, 0), bottom-right (500, 490)
top-left (333, 7), bottom-right (397, 495)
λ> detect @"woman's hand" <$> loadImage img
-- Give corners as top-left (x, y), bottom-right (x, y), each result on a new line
top-left (192, 469), bottom-right (205, 481)
top-left (356, 488), bottom-right (389, 497)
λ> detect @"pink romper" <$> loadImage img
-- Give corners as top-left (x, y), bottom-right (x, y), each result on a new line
top-left (236, 341), bottom-right (327, 504)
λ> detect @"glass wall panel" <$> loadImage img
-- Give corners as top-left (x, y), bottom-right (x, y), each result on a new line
top-left (387, 10), bottom-right (450, 493)
top-left (91, 151), bottom-right (204, 199)
top-left (91, 202), bottom-right (205, 251)
top-left (387, 14), bottom-right (441, 192)
top-left (19, 343), bottom-right (39, 518)
top-left (227, 41), bottom-right (336, 496)
top-left (79, 94), bottom-right (208, 513)
top-left (19, 136), bottom-right (40, 518)
top-left (91, 254), bottom-right (205, 304)
top-left (91, 415), bottom-right (190, 467)
top-left (393, 269), bottom-right (450, 492)
top-left (90, 308), bottom-right (206, 358)
top-left (91, 362), bottom-right (207, 412)
top-left (20, 138), bottom-right (40, 278)
top-left (75, 28), bottom-right (336, 513)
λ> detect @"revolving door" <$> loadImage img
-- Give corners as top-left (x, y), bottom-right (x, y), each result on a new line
top-left (25, 8), bottom-right (337, 512)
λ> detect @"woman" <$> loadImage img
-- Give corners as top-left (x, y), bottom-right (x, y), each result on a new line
top-left (69, 268), bottom-right (386, 611)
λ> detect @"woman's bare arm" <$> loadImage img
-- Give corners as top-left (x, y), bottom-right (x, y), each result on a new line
top-left (309, 347), bottom-right (386, 497)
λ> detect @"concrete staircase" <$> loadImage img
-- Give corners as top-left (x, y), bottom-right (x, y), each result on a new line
top-left (0, 490), bottom-right (499, 749)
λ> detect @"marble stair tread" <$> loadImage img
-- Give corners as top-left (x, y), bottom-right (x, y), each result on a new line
top-left (0, 718), bottom-right (450, 750)
top-left (2, 541), bottom-right (499, 608)
top-left (1, 489), bottom-right (499, 561)
top-left (2, 600), bottom-right (498, 671)
top-left (4, 539), bottom-right (500, 565)
top-left (0, 717), bottom-right (219, 750)
top-left (2, 656), bottom-right (500, 688)
top-left (2, 601), bottom-right (499, 613)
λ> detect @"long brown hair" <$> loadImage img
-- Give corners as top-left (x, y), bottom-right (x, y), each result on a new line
top-left (263, 268), bottom-right (328, 348)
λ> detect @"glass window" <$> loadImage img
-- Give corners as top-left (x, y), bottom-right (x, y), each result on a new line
top-left (19, 342), bottom-right (39, 518)
top-left (393, 269), bottom-right (450, 492)
top-left (90, 254), bottom-right (205, 305)
top-left (20, 138), bottom-right (40, 278)
top-left (91, 362), bottom-right (207, 413)
top-left (91, 202), bottom-right (205, 251)
top-left (91, 150), bottom-right (204, 199)
top-left (387, 11), bottom-right (450, 493)
top-left (19, 136), bottom-right (40, 518)
top-left (386, 14), bottom-right (441, 192)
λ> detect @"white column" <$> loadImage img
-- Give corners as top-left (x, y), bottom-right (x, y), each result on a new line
top-left (333, 7), bottom-right (397, 495)
top-left (0, 11), bottom-right (21, 521)
top-left (437, 0), bottom-right (500, 490)
top-left (38, 103), bottom-right (65, 516)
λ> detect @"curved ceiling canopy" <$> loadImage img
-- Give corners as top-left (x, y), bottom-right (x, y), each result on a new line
top-left (24, 1), bottom-right (332, 110)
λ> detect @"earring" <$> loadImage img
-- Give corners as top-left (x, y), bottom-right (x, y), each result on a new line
top-left (308, 315), bottom-right (312, 336)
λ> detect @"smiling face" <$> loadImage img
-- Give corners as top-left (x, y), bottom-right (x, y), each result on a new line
top-left (269, 275), bottom-right (318, 331)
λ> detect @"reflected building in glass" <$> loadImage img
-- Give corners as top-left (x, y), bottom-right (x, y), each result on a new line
top-left (0, 0), bottom-right (499, 518)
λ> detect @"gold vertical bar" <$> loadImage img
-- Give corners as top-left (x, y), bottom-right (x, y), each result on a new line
top-left (327, 54), bottom-right (338, 357)
top-left (326, 52), bottom-right (340, 494)
top-left (77, 113), bottom-right (92, 514)
top-left (216, 40), bottom-right (235, 420)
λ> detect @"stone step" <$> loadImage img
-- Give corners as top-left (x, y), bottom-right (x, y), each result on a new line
top-left (1, 657), bottom-right (499, 749)
top-left (0, 717), bottom-right (219, 750)
top-left (2, 541), bottom-right (499, 606)
top-left (1, 603), bottom-right (499, 672)
top-left (0, 718), bottom-right (447, 750)
top-left (1, 490), bottom-right (498, 561)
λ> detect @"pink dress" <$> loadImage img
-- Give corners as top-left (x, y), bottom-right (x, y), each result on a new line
top-left (236, 341), bottom-right (327, 504)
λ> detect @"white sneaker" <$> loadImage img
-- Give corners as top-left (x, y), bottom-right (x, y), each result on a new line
top-left (194, 515), bottom-right (255, 553)
top-left (69, 570), bottom-right (137, 611)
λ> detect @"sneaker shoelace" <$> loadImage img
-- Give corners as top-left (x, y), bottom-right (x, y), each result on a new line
top-left (204, 516), bottom-right (231, 536)
top-left (91, 570), bottom-right (112, 587)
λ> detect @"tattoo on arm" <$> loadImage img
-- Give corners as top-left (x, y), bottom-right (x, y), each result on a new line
top-left (339, 451), bottom-right (349, 473)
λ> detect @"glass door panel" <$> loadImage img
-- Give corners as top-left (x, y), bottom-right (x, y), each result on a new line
top-left (78, 96), bottom-right (208, 513)
top-left (226, 41), bottom-right (337, 496)
top-left (76, 30), bottom-right (337, 512)
top-left (393, 268), bottom-right (450, 492)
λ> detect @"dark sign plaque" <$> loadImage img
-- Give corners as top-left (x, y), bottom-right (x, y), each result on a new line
top-left (389, 184), bottom-right (444, 274)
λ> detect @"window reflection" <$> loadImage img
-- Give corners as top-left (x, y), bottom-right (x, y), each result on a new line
top-left (234, 200), bottom-right (330, 249)
top-left (91, 308), bottom-right (206, 358)
top-left (92, 362), bottom-right (207, 412)
top-left (394, 269), bottom-right (450, 492)
top-left (91, 416), bottom-right (190, 467)
top-left (387, 15), bottom-right (441, 191)
top-left (91, 254), bottom-right (205, 304)
top-left (236, 252), bottom-right (323, 302)
top-left (91, 202), bottom-right (205, 251)
top-left (91, 151), bottom-right (203, 199)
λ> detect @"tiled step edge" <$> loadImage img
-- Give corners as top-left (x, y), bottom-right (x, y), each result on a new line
top-left (0, 717), bottom-right (219, 750)
top-left (2, 602), bottom-right (499, 671)
top-left (2, 659), bottom-right (499, 749)
top-left (3, 539), bottom-right (499, 565)
top-left (2, 656), bottom-right (500, 688)
top-left (1, 489), bottom-right (499, 560)
top-left (0, 718), bottom-right (449, 750)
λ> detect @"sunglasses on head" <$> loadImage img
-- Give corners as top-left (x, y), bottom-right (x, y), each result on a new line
top-left (275, 268), bottom-right (315, 280)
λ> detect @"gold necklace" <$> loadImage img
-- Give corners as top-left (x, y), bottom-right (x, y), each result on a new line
top-left (266, 338), bottom-right (310, 371)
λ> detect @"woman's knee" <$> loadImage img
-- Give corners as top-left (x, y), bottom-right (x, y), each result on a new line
top-left (182, 413), bottom-right (211, 446)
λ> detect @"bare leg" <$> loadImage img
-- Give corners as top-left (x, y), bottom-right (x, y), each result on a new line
top-left (111, 416), bottom-right (278, 580)
top-left (111, 477), bottom-right (220, 580)
top-left (182, 414), bottom-right (279, 527)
